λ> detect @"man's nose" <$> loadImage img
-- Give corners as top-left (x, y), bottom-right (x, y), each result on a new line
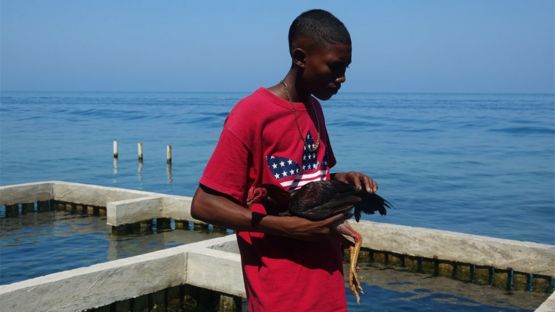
top-left (336, 74), bottom-right (346, 84)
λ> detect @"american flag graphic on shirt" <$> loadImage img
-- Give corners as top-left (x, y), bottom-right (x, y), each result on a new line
top-left (266, 132), bottom-right (329, 191)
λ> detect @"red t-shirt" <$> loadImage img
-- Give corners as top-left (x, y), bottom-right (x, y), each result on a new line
top-left (200, 88), bottom-right (347, 312)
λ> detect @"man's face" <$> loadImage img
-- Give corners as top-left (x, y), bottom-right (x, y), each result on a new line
top-left (302, 42), bottom-right (352, 100)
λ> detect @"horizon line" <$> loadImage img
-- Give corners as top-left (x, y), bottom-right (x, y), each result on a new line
top-left (1, 89), bottom-right (554, 96)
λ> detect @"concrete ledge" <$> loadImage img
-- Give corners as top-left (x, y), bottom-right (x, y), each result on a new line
top-left (0, 181), bottom-right (53, 205)
top-left (351, 220), bottom-right (555, 276)
top-left (0, 246), bottom-right (188, 312)
top-left (161, 196), bottom-right (194, 221)
top-left (535, 291), bottom-right (555, 312)
top-left (53, 181), bottom-right (153, 207)
top-left (186, 248), bottom-right (244, 298)
top-left (1, 181), bottom-right (199, 225)
top-left (0, 223), bottom-right (553, 311)
top-left (206, 238), bottom-right (240, 254)
top-left (107, 196), bottom-right (163, 226)
top-left (1, 181), bottom-right (554, 311)
top-left (0, 235), bottom-right (240, 312)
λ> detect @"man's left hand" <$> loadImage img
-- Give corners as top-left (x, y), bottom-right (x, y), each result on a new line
top-left (332, 171), bottom-right (378, 193)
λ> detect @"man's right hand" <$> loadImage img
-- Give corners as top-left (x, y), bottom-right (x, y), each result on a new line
top-left (266, 213), bottom-right (346, 241)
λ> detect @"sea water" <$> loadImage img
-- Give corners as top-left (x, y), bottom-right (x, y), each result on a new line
top-left (0, 210), bottom-right (224, 285)
top-left (1, 91), bottom-right (553, 243)
top-left (0, 92), bottom-right (554, 309)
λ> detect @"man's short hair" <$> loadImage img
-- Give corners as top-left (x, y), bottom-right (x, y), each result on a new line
top-left (288, 9), bottom-right (351, 55)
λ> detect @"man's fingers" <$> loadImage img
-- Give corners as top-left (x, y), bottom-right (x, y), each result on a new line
top-left (362, 175), bottom-right (378, 193)
top-left (350, 173), bottom-right (362, 191)
top-left (369, 178), bottom-right (378, 193)
top-left (363, 176), bottom-right (372, 193)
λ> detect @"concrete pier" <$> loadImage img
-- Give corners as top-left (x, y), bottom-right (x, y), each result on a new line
top-left (0, 181), bottom-right (195, 226)
top-left (0, 181), bottom-right (553, 311)
top-left (350, 220), bottom-right (555, 277)
top-left (0, 236), bottom-right (242, 312)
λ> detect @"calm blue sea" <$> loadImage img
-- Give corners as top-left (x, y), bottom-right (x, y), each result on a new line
top-left (1, 91), bottom-right (554, 244)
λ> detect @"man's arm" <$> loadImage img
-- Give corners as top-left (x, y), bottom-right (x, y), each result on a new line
top-left (191, 184), bottom-right (345, 241)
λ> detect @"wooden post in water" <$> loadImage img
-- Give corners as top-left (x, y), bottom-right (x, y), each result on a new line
top-left (138, 142), bottom-right (143, 162)
top-left (113, 140), bottom-right (118, 159)
top-left (166, 144), bottom-right (172, 165)
top-left (167, 144), bottom-right (173, 183)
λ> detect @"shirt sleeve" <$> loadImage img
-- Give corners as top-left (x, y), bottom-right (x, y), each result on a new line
top-left (199, 127), bottom-right (251, 205)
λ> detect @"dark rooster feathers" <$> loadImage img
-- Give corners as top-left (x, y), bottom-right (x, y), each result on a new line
top-left (262, 180), bottom-right (391, 221)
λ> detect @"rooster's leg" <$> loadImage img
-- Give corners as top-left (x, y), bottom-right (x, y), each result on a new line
top-left (337, 222), bottom-right (363, 303)
top-left (348, 232), bottom-right (364, 304)
top-left (336, 222), bottom-right (364, 304)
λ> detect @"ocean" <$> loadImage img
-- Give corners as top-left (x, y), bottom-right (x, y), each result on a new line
top-left (1, 91), bottom-right (553, 310)
top-left (1, 91), bottom-right (553, 244)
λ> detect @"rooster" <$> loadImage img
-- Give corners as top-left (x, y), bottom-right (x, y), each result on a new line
top-left (258, 180), bottom-right (391, 303)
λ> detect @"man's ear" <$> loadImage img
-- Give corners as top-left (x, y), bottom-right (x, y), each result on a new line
top-left (292, 48), bottom-right (307, 69)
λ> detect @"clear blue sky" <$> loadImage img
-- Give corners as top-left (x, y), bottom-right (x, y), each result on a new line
top-left (1, 1), bottom-right (553, 93)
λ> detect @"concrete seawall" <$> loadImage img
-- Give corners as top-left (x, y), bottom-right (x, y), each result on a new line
top-left (1, 181), bottom-right (554, 311)
top-left (0, 236), bottom-right (243, 312)
top-left (0, 181), bottom-right (195, 225)
top-left (352, 221), bottom-right (555, 276)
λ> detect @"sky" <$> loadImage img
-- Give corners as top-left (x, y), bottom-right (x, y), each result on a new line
top-left (1, 1), bottom-right (553, 93)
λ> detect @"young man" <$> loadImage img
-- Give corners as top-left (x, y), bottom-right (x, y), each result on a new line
top-left (191, 9), bottom-right (377, 311)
